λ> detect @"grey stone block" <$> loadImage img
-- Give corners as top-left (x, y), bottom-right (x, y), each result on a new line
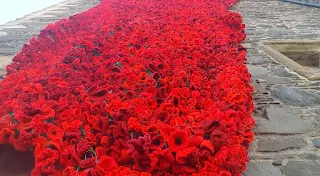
top-left (271, 85), bottom-right (320, 106)
top-left (298, 153), bottom-right (320, 160)
top-left (269, 65), bottom-right (294, 77)
top-left (281, 161), bottom-right (320, 176)
top-left (254, 108), bottom-right (311, 134)
top-left (247, 56), bottom-right (272, 65)
top-left (244, 162), bottom-right (283, 176)
top-left (312, 138), bottom-right (320, 148)
top-left (257, 138), bottom-right (307, 152)
top-left (248, 65), bottom-right (292, 84)
top-left (272, 160), bottom-right (283, 166)
top-left (0, 47), bottom-right (19, 55)
top-left (0, 31), bottom-right (7, 36)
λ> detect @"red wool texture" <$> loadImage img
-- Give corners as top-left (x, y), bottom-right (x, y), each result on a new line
top-left (0, 0), bottom-right (255, 175)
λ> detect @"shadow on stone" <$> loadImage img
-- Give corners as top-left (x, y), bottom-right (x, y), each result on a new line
top-left (0, 144), bottom-right (34, 175)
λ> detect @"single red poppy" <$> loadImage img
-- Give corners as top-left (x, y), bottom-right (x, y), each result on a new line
top-left (150, 135), bottom-right (166, 150)
top-left (146, 99), bottom-right (157, 109)
top-left (136, 72), bottom-right (149, 82)
top-left (168, 130), bottom-right (189, 152)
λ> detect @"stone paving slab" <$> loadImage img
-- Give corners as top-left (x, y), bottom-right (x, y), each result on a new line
top-left (257, 137), bottom-right (308, 152)
top-left (281, 161), bottom-right (320, 176)
top-left (0, 55), bottom-right (13, 76)
top-left (271, 85), bottom-right (320, 106)
top-left (244, 162), bottom-right (283, 176)
top-left (254, 108), bottom-right (311, 134)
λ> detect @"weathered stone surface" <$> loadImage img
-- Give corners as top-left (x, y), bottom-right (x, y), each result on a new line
top-left (298, 153), bottom-right (320, 160)
top-left (0, 31), bottom-right (7, 36)
top-left (272, 160), bottom-right (283, 166)
top-left (248, 66), bottom-right (292, 84)
top-left (257, 138), bottom-right (307, 152)
top-left (271, 85), bottom-right (320, 106)
top-left (0, 70), bottom-right (6, 76)
top-left (233, 0), bottom-right (320, 174)
top-left (312, 138), bottom-right (320, 148)
top-left (248, 65), bottom-right (269, 76)
top-left (0, 144), bottom-right (34, 175)
top-left (253, 84), bottom-right (269, 95)
top-left (254, 108), bottom-right (311, 134)
top-left (0, 55), bottom-right (13, 75)
top-left (269, 65), bottom-right (294, 77)
top-left (0, 25), bottom-right (26, 29)
top-left (243, 162), bottom-right (283, 176)
top-left (247, 56), bottom-right (271, 65)
top-left (250, 153), bottom-right (296, 160)
top-left (0, 35), bottom-right (30, 42)
top-left (0, 47), bottom-right (19, 55)
top-left (266, 28), bottom-right (294, 34)
top-left (281, 161), bottom-right (320, 176)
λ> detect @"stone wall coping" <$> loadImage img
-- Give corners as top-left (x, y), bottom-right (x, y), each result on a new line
top-left (258, 40), bottom-right (320, 81)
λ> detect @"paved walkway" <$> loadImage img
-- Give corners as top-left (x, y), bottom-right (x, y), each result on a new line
top-left (0, 0), bottom-right (319, 175)
top-left (232, 0), bottom-right (320, 175)
top-left (0, 0), bottom-right (65, 25)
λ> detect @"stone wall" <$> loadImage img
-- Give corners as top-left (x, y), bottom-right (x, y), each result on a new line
top-left (290, 0), bottom-right (320, 3)
top-left (281, 0), bottom-right (320, 7)
top-left (232, 0), bottom-right (320, 175)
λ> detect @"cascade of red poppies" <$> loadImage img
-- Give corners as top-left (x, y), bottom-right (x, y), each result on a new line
top-left (0, 0), bottom-right (254, 175)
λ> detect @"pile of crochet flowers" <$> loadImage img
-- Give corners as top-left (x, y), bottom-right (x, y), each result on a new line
top-left (0, 0), bottom-right (255, 175)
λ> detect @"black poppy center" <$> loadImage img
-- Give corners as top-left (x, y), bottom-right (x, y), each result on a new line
top-left (153, 139), bottom-right (161, 146)
top-left (175, 137), bottom-right (182, 145)
top-left (159, 114), bottom-right (166, 121)
top-left (173, 97), bottom-right (179, 106)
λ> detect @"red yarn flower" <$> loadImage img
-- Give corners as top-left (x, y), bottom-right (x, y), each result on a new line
top-left (149, 148), bottom-right (174, 171)
top-left (168, 130), bottom-right (189, 152)
top-left (150, 135), bottom-right (166, 150)
top-left (97, 156), bottom-right (118, 174)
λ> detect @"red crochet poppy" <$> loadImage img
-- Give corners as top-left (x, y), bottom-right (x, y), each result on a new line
top-left (168, 130), bottom-right (189, 152)
top-left (149, 148), bottom-right (174, 171)
top-left (150, 135), bottom-right (166, 150)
